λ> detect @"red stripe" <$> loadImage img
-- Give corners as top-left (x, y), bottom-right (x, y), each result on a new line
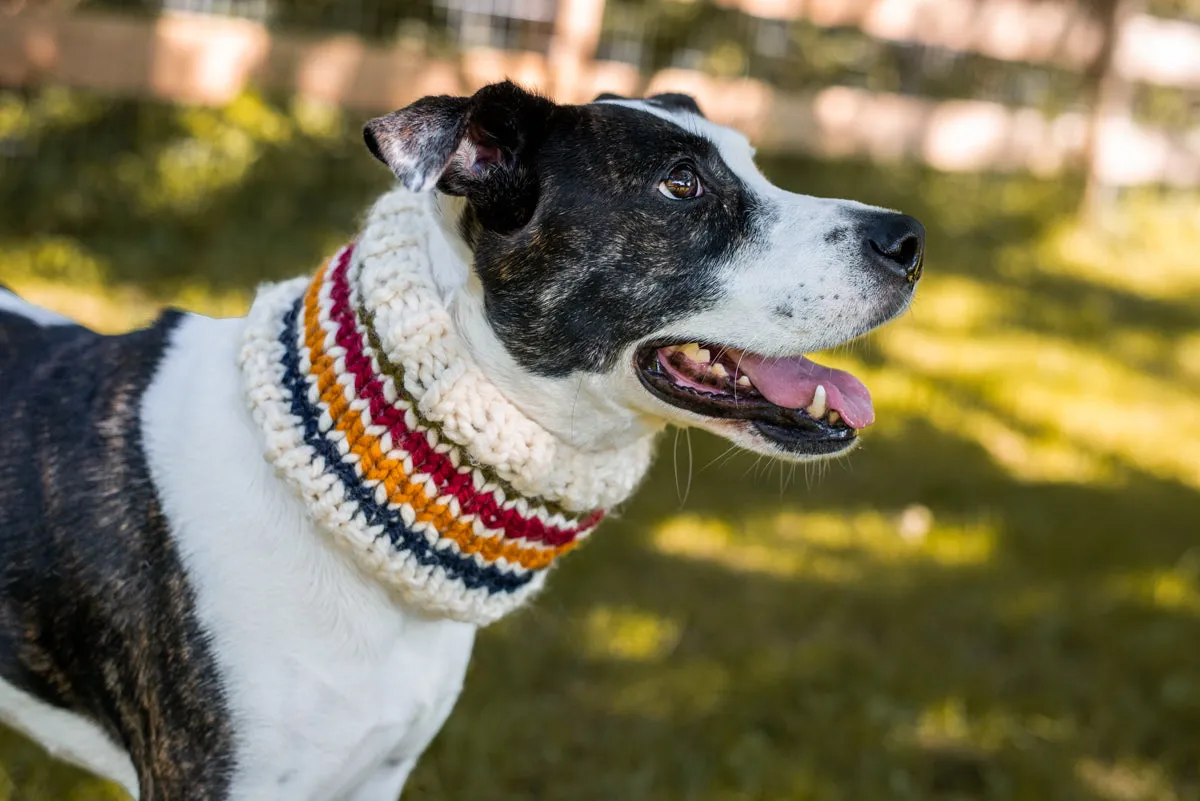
top-left (321, 245), bottom-right (600, 547)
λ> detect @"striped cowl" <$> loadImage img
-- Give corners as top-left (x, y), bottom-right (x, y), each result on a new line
top-left (239, 189), bottom-right (656, 624)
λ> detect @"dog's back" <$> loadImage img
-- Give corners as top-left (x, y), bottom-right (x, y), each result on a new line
top-left (0, 289), bottom-right (237, 797)
top-left (0, 287), bottom-right (87, 373)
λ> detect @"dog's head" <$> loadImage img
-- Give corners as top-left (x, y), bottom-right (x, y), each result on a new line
top-left (364, 81), bottom-right (923, 461)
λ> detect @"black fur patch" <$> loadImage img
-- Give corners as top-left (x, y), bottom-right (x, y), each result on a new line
top-left (436, 83), bottom-right (558, 235)
top-left (452, 93), bottom-right (768, 376)
top-left (646, 92), bottom-right (707, 118)
top-left (0, 306), bottom-right (235, 799)
top-left (593, 92), bottom-right (706, 118)
top-left (824, 226), bottom-right (848, 245)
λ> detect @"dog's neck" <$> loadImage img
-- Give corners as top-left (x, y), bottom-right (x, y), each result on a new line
top-left (238, 187), bottom-right (659, 624)
top-left (423, 193), bottom-right (663, 453)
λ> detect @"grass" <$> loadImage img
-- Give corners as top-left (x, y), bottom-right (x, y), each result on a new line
top-left (2, 87), bottom-right (1199, 801)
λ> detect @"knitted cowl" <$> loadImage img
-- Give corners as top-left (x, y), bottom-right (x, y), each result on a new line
top-left (239, 188), bottom-right (658, 625)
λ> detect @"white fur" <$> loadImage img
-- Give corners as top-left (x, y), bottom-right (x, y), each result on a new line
top-left (0, 289), bottom-right (73, 326)
top-left (144, 314), bottom-right (476, 800)
top-left (0, 675), bottom-right (139, 795)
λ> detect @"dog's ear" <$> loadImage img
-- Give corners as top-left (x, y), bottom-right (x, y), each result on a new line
top-left (363, 81), bottom-right (555, 195)
top-left (593, 90), bottom-right (706, 118)
top-left (363, 95), bottom-right (471, 193)
top-left (647, 92), bottom-right (706, 118)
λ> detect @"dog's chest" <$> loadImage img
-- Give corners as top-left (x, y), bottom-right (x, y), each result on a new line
top-left (143, 315), bottom-right (476, 800)
top-left (221, 611), bottom-right (473, 799)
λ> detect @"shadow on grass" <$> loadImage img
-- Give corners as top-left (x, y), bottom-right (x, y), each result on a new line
top-left (0, 90), bottom-right (390, 293)
top-left (408, 423), bottom-right (1200, 801)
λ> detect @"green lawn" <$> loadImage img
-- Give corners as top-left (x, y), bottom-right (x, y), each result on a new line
top-left (2, 88), bottom-right (1199, 801)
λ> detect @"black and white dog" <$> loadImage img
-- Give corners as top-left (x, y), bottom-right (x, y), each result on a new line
top-left (0, 82), bottom-right (922, 800)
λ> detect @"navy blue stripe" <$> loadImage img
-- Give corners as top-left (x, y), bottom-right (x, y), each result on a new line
top-left (278, 300), bottom-right (533, 595)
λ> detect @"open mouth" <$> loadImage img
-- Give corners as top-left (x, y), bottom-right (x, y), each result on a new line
top-left (635, 341), bottom-right (874, 455)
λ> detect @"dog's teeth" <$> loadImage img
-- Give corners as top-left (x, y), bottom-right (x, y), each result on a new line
top-left (736, 375), bottom-right (753, 388)
top-left (679, 342), bottom-right (711, 363)
top-left (710, 363), bottom-right (728, 378)
top-left (828, 410), bottom-right (840, 424)
top-left (805, 384), bottom-right (827, 418)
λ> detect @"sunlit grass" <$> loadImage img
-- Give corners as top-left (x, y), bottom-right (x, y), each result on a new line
top-left (805, 239), bottom-right (1200, 487)
top-left (582, 607), bottom-right (684, 662)
top-left (2, 237), bottom-right (251, 332)
top-left (2, 86), bottom-right (1199, 801)
top-left (653, 510), bottom-right (998, 583)
top-left (1043, 199), bottom-right (1200, 302)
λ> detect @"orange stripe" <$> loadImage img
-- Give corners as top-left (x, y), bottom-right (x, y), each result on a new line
top-left (300, 266), bottom-right (574, 571)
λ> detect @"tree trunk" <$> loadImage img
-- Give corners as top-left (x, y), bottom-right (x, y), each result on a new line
top-left (1080, 0), bottom-right (1144, 224)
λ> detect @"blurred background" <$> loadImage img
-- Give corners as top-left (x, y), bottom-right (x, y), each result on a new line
top-left (1, 0), bottom-right (1199, 799)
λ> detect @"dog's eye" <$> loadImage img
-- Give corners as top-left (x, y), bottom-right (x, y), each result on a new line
top-left (658, 164), bottom-right (703, 200)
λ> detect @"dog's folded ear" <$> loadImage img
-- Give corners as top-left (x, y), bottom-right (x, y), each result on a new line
top-left (592, 90), bottom-right (705, 118)
top-left (647, 92), bottom-right (706, 118)
top-left (363, 81), bottom-right (555, 195)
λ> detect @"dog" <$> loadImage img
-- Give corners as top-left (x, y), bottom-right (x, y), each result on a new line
top-left (0, 81), bottom-right (923, 800)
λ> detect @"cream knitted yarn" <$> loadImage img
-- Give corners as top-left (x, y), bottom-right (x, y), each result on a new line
top-left (239, 187), bottom-right (657, 624)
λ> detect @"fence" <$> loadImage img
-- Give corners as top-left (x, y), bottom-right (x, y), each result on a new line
top-left (2, 0), bottom-right (1199, 187)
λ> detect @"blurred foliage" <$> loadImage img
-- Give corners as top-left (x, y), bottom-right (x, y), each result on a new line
top-left (0, 86), bottom-right (391, 292)
top-left (2, 86), bottom-right (1200, 801)
top-left (64, 0), bottom-right (1200, 130)
top-left (1148, 0), bottom-right (1200, 20)
top-left (0, 728), bottom-right (125, 801)
top-left (600, 1), bottom-right (1092, 116)
top-left (1132, 83), bottom-right (1200, 130)
top-left (81, 0), bottom-right (440, 38)
top-left (603, 0), bottom-right (1199, 130)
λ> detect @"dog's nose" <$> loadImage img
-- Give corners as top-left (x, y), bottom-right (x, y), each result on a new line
top-left (862, 213), bottom-right (925, 284)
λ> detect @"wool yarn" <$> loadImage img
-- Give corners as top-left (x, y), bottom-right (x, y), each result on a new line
top-left (239, 188), bottom-right (657, 624)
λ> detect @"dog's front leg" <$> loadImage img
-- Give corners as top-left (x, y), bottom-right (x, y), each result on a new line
top-left (134, 766), bottom-right (227, 801)
top-left (336, 677), bottom-right (465, 801)
top-left (339, 756), bottom-right (418, 801)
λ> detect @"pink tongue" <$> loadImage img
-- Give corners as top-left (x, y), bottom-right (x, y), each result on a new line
top-left (736, 352), bottom-right (875, 429)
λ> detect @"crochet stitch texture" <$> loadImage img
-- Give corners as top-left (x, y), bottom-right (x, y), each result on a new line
top-left (239, 188), bottom-right (657, 624)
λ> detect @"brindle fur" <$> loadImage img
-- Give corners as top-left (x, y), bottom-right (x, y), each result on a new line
top-left (0, 304), bottom-right (235, 799)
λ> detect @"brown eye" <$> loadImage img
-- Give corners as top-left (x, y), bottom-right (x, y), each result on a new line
top-left (658, 164), bottom-right (703, 200)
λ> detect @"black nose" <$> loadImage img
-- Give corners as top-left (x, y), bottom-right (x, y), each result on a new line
top-left (862, 213), bottom-right (925, 283)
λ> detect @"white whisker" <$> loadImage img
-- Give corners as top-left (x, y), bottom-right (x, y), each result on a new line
top-left (568, 375), bottom-right (585, 443)
top-left (672, 427), bottom-right (683, 505)
top-left (682, 428), bottom-right (694, 505)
